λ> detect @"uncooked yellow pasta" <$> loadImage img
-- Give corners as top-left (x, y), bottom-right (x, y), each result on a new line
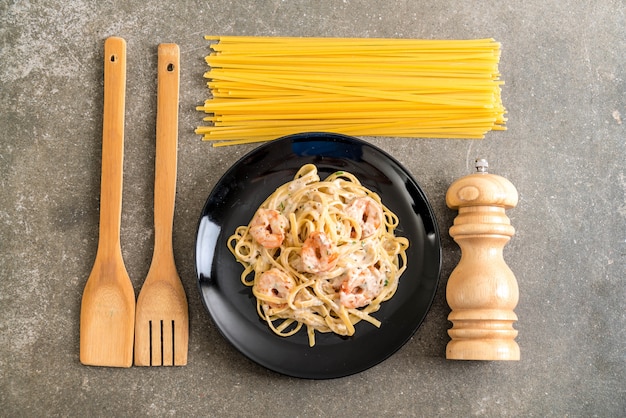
top-left (227, 164), bottom-right (408, 347)
top-left (196, 36), bottom-right (506, 146)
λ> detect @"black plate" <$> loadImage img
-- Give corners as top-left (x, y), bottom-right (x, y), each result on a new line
top-left (195, 132), bottom-right (441, 379)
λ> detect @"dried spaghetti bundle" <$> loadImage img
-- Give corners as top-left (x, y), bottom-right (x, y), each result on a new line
top-left (196, 36), bottom-right (506, 146)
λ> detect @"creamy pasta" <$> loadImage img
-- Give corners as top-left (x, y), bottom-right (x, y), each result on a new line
top-left (227, 164), bottom-right (409, 346)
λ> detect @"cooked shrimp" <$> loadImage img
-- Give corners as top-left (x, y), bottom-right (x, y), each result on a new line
top-left (339, 266), bottom-right (385, 309)
top-left (249, 208), bottom-right (288, 249)
top-left (301, 231), bottom-right (338, 273)
top-left (345, 196), bottom-right (382, 238)
top-left (254, 268), bottom-right (295, 311)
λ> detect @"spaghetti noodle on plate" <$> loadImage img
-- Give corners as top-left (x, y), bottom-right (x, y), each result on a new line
top-left (227, 164), bottom-right (409, 346)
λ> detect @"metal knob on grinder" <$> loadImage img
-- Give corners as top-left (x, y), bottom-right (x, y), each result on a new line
top-left (445, 159), bottom-right (520, 360)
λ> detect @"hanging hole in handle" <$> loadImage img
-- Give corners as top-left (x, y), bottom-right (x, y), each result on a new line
top-left (167, 63), bottom-right (175, 72)
top-left (110, 55), bottom-right (117, 62)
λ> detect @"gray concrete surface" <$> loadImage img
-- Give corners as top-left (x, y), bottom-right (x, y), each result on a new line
top-left (1, 0), bottom-right (624, 416)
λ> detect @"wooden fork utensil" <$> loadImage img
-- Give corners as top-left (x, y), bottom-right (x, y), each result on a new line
top-left (134, 44), bottom-right (189, 366)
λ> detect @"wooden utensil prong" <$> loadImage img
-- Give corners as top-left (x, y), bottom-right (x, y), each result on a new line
top-left (134, 43), bottom-right (188, 367)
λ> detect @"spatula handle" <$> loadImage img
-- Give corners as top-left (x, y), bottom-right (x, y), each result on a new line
top-left (98, 37), bottom-right (126, 254)
top-left (154, 44), bottom-right (180, 256)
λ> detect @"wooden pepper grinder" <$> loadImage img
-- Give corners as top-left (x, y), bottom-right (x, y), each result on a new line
top-left (445, 159), bottom-right (520, 360)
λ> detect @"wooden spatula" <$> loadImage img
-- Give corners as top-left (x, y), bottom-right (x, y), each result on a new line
top-left (80, 37), bottom-right (135, 367)
top-left (134, 44), bottom-right (188, 366)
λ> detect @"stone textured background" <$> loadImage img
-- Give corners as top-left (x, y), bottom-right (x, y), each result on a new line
top-left (1, 1), bottom-right (624, 416)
